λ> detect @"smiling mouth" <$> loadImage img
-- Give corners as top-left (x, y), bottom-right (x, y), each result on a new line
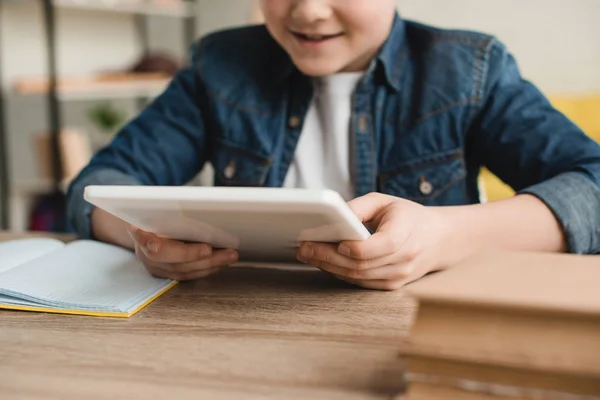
top-left (291, 31), bottom-right (344, 42)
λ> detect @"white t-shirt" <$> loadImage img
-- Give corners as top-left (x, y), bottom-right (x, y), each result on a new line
top-left (283, 72), bottom-right (364, 201)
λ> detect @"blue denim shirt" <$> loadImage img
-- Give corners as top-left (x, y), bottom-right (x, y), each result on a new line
top-left (68, 14), bottom-right (600, 254)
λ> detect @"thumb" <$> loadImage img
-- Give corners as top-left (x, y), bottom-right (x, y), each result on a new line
top-left (347, 193), bottom-right (396, 224)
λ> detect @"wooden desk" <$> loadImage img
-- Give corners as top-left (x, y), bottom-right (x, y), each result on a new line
top-left (0, 233), bottom-right (414, 399)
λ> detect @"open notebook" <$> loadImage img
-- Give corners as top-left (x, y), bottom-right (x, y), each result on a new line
top-left (0, 238), bottom-right (176, 318)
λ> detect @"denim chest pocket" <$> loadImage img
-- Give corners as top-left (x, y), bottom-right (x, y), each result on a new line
top-left (211, 141), bottom-right (272, 187)
top-left (378, 150), bottom-right (467, 205)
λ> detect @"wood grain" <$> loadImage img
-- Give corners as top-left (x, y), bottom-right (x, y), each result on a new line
top-left (0, 233), bottom-right (415, 399)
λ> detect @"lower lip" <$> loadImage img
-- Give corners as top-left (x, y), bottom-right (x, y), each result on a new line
top-left (293, 33), bottom-right (343, 49)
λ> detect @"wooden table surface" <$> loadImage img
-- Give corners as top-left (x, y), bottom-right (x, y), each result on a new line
top-left (0, 232), bottom-right (415, 399)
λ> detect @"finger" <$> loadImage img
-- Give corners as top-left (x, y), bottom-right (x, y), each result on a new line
top-left (343, 278), bottom-right (402, 291)
top-left (145, 264), bottom-right (176, 279)
top-left (339, 211), bottom-right (412, 261)
top-left (128, 225), bottom-right (156, 246)
top-left (347, 193), bottom-right (395, 224)
top-left (330, 275), bottom-right (367, 287)
top-left (129, 227), bottom-right (178, 259)
top-left (325, 272), bottom-right (407, 291)
top-left (314, 260), bottom-right (415, 282)
top-left (325, 272), bottom-right (363, 287)
top-left (126, 224), bottom-right (141, 241)
top-left (169, 249), bottom-right (238, 273)
top-left (318, 271), bottom-right (392, 291)
top-left (177, 266), bottom-right (224, 281)
top-left (316, 269), bottom-right (398, 291)
top-left (298, 242), bottom-right (390, 270)
top-left (141, 237), bottom-right (213, 264)
top-left (297, 242), bottom-right (349, 266)
top-left (138, 246), bottom-right (237, 274)
top-left (135, 244), bottom-right (174, 274)
top-left (334, 267), bottom-right (431, 291)
top-left (138, 247), bottom-right (236, 280)
top-left (129, 228), bottom-right (168, 257)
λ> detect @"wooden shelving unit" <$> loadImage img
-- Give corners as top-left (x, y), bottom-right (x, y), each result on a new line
top-left (0, 1), bottom-right (9, 229)
top-left (14, 73), bottom-right (172, 101)
top-left (0, 0), bottom-right (198, 231)
top-left (54, 0), bottom-right (195, 17)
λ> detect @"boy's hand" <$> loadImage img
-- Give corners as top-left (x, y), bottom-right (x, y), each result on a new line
top-left (127, 225), bottom-right (239, 281)
top-left (296, 193), bottom-right (458, 291)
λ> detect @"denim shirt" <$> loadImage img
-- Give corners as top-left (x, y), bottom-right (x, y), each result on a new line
top-left (68, 14), bottom-right (600, 254)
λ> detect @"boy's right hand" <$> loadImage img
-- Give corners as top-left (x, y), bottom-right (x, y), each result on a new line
top-left (126, 225), bottom-right (239, 281)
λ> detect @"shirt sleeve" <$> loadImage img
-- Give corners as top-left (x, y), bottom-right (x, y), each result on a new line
top-left (470, 39), bottom-right (600, 254)
top-left (66, 48), bottom-right (209, 239)
top-left (67, 169), bottom-right (141, 240)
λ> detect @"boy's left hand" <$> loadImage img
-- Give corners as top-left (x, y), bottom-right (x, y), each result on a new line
top-left (296, 193), bottom-right (459, 291)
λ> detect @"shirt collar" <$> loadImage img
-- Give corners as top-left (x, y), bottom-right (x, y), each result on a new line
top-left (374, 13), bottom-right (406, 92)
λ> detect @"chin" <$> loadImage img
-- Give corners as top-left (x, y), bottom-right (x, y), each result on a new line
top-left (292, 58), bottom-right (346, 77)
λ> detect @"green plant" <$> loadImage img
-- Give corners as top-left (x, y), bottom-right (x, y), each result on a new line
top-left (87, 103), bottom-right (126, 135)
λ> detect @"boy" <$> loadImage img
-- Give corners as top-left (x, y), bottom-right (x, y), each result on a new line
top-left (68, 0), bottom-right (600, 290)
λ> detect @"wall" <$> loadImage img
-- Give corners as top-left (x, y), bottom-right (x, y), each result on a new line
top-left (396, 0), bottom-right (600, 95)
top-left (195, 0), bottom-right (254, 36)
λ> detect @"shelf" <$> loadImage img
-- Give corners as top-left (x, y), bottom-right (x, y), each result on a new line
top-left (14, 73), bottom-right (172, 101)
top-left (13, 175), bottom-right (75, 196)
top-left (53, 0), bottom-right (196, 18)
top-left (57, 79), bottom-right (170, 101)
top-left (13, 177), bottom-right (55, 195)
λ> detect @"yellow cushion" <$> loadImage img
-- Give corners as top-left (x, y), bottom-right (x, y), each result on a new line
top-left (481, 94), bottom-right (600, 201)
top-left (480, 167), bottom-right (515, 201)
top-left (551, 95), bottom-right (600, 142)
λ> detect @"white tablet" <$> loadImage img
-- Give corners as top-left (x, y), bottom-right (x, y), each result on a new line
top-left (83, 186), bottom-right (370, 263)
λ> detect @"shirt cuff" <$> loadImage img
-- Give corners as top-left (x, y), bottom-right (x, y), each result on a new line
top-left (519, 172), bottom-right (600, 254)
top-left (66, 169), bottom-right (141, 239)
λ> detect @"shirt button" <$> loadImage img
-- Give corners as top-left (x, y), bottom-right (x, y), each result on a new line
top-left (358, 115), bottom-right (368, 133)
top-left (224, 160), bottom-right (236, 179)
top-left (288, 116), bottom-right (301, 128)
top-left (419, 179), bottom-right (434, 195)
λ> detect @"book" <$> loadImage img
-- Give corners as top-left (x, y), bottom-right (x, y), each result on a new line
top-left (402, 355), bottom-right (600, 399)
top-left (399, 251), bottom-right (600, 399)
top-left (0, 238), bottom-right (176, 318)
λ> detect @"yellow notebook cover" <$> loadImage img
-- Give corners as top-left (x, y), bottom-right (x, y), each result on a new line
top-left (0, 238), bottom-right (176, 318)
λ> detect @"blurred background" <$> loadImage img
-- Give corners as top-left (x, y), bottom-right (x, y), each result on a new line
top-left (0, 0), bottom-right (598, 233)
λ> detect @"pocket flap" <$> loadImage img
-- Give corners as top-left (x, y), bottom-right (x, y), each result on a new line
top-left (379, 150), bottom-right (466, 201)
top-left (211, 141), bottom-right (272, 186)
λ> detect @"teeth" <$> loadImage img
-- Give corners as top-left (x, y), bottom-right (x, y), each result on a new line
top-left (298, 33), bottom-right (326, 41)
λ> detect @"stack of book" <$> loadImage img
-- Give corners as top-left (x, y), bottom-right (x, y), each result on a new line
top-left (399, 251), bottom-right (600, 399)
